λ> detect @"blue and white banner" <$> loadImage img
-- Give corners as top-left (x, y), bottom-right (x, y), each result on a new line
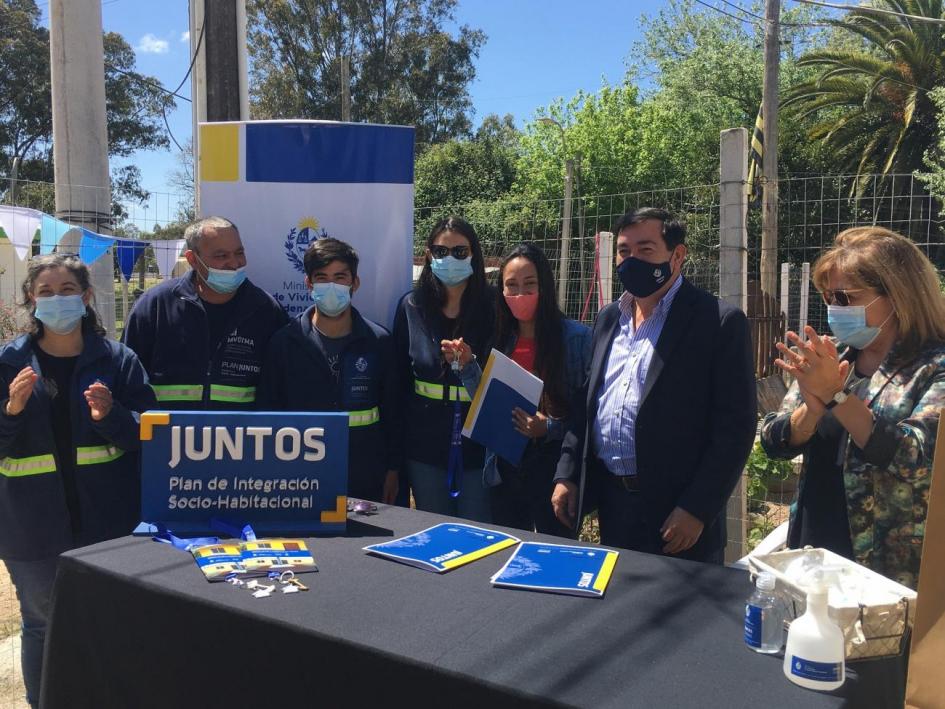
top-left (140, 411), bottom-right (350, 535)
top-left (198, 121), bottom-right (415, 327)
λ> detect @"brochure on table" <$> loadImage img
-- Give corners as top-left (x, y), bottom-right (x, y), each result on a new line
top-left (191, 538), bottom-right (318, 582)
top-left (491, 542), bottom-right (619, 598)
top-left (363, 523), bottom-right (520, 573)
top-left (463, 348), bottom-right (543, 466)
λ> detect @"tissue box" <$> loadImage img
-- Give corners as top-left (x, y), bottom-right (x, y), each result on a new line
top-left (749, 547), bottom-right (915, 660)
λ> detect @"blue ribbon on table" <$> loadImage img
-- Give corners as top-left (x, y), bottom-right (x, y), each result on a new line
top-left (150, 519), bottom-right (257, 551)
top-left (447, 399), bottom-right (464, 498)
top-left (208, 518), bottom-right (257, 542)
top-left (151, 525), bottom-right (220, 552)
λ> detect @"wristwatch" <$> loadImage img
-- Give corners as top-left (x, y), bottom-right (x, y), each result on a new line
top-left (824, 387), bottom-right (851, 411)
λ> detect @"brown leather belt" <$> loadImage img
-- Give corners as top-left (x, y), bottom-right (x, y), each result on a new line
top-left (613, 473), bottom-right (642, 493)
top-left (595, 458), bottom-right (642, 492)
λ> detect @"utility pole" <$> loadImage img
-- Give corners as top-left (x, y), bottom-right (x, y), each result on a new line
top-left (560, 156), bottom-right (574, 312)
top-left (340, 56), bottom-right (351, 122)
top-left (191, 0), bottom-right (249, 212)
top-left (199, 0), bottom-right (246, 121)
top-left (6, 156), bottom-right (21, 205)
top-left (760, 0), bottom-right (780, 314)
top-left (537, 117), bottom-right (574, 312)
top-left (49, 0), bottom-right (115, 335)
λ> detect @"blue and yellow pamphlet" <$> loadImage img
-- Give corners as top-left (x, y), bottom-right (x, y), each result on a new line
top-left (192, 542), bottom-right (245, 582)
top-left (191, 538), bottom-right (317, 581)
top-left (490, 542), bottom-right (619, 597)
top-left (363, 523), bottom-right (520, 573)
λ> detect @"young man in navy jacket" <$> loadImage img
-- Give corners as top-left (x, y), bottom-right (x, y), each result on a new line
top-left (256, 238), bottom-right (401, 504)
top-left (122, 216), bottom-right (287, 410)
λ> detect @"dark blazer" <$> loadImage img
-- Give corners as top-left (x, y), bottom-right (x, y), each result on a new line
top-left (555, 278), bottom-right (756, 560)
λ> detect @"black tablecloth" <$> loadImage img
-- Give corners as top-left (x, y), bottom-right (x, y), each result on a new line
top-left (40, 505), bottom-right (906, 708)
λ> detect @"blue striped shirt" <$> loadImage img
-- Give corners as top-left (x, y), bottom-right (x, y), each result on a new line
top-left (591, 275), bottom-right (683, 476)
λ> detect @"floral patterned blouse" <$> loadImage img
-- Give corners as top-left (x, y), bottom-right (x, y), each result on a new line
top-left (761, 341), bottom-right (945, 590)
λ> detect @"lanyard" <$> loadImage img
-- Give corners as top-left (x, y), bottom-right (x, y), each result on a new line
top-left (447, 399), bottom-right (464, 498)
top-left (151, 519), bottom-right (256, 551)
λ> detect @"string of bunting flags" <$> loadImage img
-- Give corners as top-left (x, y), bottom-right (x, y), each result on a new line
top-left (0, 205), bottom-right (187, 280)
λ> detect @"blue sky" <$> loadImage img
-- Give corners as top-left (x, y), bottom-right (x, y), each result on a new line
top-left (41, 0), bottom-right (671, 227)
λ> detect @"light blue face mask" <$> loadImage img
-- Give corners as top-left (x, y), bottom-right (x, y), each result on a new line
top-left (827, 296), bottom-right (892, 349)
top-left (34, 294), bottom-right (87, 335)
top-left (311, 282), bottom-right (351, 317)
top-left (430, 255), bottom-right (473, 287)
top-left (195, 253), bottom-right (247, 294)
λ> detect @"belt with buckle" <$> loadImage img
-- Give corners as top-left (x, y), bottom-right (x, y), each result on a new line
top-left (613, 474), bottom-right (641, 492)
top-left (596, 459), bottom-right (641, 492)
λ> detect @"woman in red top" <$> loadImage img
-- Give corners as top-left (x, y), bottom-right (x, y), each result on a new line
top-left (444, 243), bottom-right (590, 535)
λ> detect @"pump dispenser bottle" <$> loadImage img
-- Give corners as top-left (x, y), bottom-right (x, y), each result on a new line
top-left (783, 573), bottom-right (845, 691)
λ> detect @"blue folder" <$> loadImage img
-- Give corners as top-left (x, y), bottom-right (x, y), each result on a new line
top-left (463, 349), bottom-right (544, 466)
top-left (363, 523), bottom-right (520, 573)
top-left (491, 542), bottom-right (619, 597)
top-left (469, 380), bottom-right (536, 465)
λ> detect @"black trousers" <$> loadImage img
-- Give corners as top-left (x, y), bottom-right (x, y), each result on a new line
top-left (490, 439), bottom-right (573, 538)
top-left (594, 460), bottom-right (723, 564)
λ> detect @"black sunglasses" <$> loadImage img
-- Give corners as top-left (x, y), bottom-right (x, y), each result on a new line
top-left (821, 288), bottom-right (865, 307)
top-left (429, 244), bottom-right (470, 260)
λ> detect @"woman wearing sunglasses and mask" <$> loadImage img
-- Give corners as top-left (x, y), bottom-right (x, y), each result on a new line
top-left (761, 227), bottom-right (945, 590)
top-left (393, 216), bottom-right (496, 521)
top-left (444, 243), bottom-right (590, 536)
top-left (0, 254), bottom-right (156, 708)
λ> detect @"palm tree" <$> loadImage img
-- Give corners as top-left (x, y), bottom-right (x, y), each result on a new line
top-left (784, 0), bottom-right (945, 192)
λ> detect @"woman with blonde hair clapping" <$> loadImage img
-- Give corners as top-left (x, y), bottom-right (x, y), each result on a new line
top-left (761, 226), bottom-right (945, 590)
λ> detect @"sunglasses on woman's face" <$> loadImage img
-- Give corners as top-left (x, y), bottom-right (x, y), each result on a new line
top-left (821, 288), bottom-right (865, 306)
top-left (429, 244), bottom-right (470, 260)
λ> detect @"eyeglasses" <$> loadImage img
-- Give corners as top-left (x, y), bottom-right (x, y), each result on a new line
top-left (821, 288), bottom-right (865, 306)
top-left (429, 244), bottom-right (470, 260)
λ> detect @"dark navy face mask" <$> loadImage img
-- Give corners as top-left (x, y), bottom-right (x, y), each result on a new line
top-left (617, 256), bottom-right (673, 297)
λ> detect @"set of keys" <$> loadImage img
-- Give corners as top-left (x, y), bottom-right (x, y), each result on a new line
top-left (226, 569), bottom-right (309, 598)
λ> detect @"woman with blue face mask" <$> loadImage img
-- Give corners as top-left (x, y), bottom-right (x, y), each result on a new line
top-left (392, 216), bottom-right (496, 521)
top-left (761, 227), bottom-right (945, 590)
top-left (0, 254), bottom-right (156, 708)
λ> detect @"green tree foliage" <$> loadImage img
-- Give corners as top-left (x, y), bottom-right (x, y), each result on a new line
top-left (247, 0), bottom-right (485, 145)
top-left (0, 0), bottom-right (175, 217)
top-left (415, 114), bottom-right (517, 207)
top-left (414, 114), bottom-right (525, 252)
top-left (515, 84), bottom-right (645, 202)
top-left (918, 86), bottom-right (945, 201)
top-left (632, 0), bottom-right (829, 185)
top-left (784, 0), bottom-right (945, 190)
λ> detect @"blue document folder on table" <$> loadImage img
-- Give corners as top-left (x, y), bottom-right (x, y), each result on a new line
top-left (463, 349), bottom-right (543, 466)
top-left (490, 542), bottom-right (619, 597)
top-left (363, 523), bottom-right (520, 573)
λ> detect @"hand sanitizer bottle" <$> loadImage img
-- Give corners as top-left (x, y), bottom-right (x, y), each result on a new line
top-left (745, 571), bottom-right (784, 653)
top-left (783, 573), bottom-right (845, 690)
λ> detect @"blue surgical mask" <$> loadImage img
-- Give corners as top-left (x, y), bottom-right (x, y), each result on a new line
top-left (827, 297), bottom-right (891, 349)
top-left (195, 254), bottom-right (247, 294)
top-left (34, 294), bottom-right (87, 335)
top-left (430, 255), bottom-right (473, 287)
top-left (311, 282), bottom-right (351, 317)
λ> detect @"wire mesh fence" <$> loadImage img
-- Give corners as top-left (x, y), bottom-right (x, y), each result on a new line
top-left (416, 183), bottom-right (722, 323)
top-left (0, 172), bottom-right (941, 686)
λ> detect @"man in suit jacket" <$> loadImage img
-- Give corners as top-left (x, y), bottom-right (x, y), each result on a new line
top-left (552, 207), bottom-right (756, 563)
